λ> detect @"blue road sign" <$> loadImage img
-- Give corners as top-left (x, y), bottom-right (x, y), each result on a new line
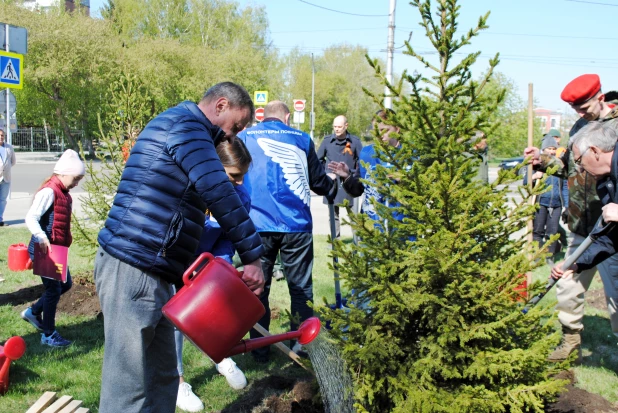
top-left (0, 51), bottom-right (23, 89)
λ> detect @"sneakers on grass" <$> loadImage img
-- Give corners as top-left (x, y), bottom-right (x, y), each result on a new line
top-left (216, 357), bottom-right (247, 390)
top-left (41, 331), bottom-right (72, 348)
top-left (177, 382), bottom-right (204, 412)
top-left (21, 307), bottom-right (43, 331)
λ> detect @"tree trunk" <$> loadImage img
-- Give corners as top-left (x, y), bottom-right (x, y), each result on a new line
top-left (52, 86), bottom-right (78, 150)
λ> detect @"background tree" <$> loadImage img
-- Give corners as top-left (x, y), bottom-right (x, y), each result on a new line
top-left (1, 3), bottom-right (120, 150)
top-left (73, 73), bottom-right (150, 255)
top-left (481, 72), bottom-right (544, 158)
top-left (323, 1), bottom-right (565, 412)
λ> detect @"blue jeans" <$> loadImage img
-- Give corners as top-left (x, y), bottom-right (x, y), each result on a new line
top-left (95, 246), bottom-right (178, 413)
top-left (30, 264), bottom-right (73, 336)
top-left (0, 180), bottom-right (10, 222)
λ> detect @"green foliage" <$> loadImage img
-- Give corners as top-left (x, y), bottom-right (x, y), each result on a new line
top-left (321, 1), bottom-right (567, 411)
top-left (481, 72), bottom-right (544, 158)
top-left (73, 73), bottom-right (150, 256)
top-left (0, 3), bottom-right (120, 149)
top-left (1, 0), bottom-right (279, 149)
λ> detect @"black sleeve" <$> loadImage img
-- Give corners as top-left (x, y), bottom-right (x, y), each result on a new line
top-left (576, 231), bottom-right (618, 272)
top-left (342, 174), bottom-right (365, 197)
top-left (316, 138), bottom-right (328, 172)
top-left (307, 138), bottom-right (337, 198)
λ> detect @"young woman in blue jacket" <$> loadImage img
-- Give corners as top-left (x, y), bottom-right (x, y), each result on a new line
top-left (175, 138), bottom-right (252, 412)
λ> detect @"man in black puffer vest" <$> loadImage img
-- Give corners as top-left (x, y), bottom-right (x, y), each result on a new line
top-left (95, 82), bottom-right (265, 413)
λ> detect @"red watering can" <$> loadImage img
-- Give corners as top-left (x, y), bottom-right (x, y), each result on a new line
top-left (163, 253), bottom-right (321, 364)
top-left (8, 243), bottom-right (30, 272)
top-left (0, 336), bottom-right (26, 395)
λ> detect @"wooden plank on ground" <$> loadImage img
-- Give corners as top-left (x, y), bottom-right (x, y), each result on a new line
top-left (74, 408), bottom-right (90, 413)
top-left (25, 392), bottom-right (57, 413)
top-left (41, 395), bottom-right (73, 413)
top-left (57, 400), bottom-right (83, 413)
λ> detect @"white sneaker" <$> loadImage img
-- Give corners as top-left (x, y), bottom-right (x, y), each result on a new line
top-left (216, 358), bottom-right (247, 390)
top-left (292, 342), bottom-right (309, 359)
top-left (176, 382), bottom-right (204, 412)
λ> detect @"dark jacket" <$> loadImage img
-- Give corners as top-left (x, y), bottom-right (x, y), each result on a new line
top-left (524, 172), bottom-right (569, 209)
top-left (317, 132), bottom-right (362, 205)
top-left (577, 141), bottom-right (618, 271)
top-left (98, 101), bottom-right (264, 284)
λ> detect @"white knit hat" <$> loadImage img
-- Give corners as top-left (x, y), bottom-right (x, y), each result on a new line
top-left (54, 149), bottom-right (85, 176)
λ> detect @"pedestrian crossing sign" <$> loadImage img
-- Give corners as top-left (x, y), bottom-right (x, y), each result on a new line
top-left (254, 91), bottom-right (268, 105)
top-left (0, 51), bottom-right (23, 89)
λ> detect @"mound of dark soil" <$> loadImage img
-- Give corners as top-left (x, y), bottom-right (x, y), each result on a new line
top-left (56, 277), bottom-right (101, 317)
top-left (219, 376), bottom-right (323, 413)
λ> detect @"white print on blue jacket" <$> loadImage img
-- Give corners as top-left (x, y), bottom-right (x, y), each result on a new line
top-left (257, 138), bottom-right (310, 205)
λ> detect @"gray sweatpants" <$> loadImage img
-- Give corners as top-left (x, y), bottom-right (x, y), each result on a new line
top-left (94, 246), bottom-right (178, 413)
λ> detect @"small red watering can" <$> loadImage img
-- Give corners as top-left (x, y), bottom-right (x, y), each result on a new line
top-left (163, 253), bottom-right (321, 363)
top-left (0, 336), bottom-right (26, 395)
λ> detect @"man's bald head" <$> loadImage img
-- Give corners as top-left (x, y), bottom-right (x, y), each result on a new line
top-left (264, 101), bottom-right (290, 122)
top-left (333, 115), bottom-right (348, 139)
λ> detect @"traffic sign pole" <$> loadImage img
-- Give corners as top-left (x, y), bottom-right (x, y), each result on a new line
top-left (5, 23), bottom-right (10, 145)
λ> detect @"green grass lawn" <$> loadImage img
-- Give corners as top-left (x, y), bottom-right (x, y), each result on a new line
top-left (1, 227), bottom-right (617, 411)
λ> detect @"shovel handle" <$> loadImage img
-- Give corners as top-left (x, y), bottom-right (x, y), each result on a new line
top-left (253, 323), bottom-right (313, 374)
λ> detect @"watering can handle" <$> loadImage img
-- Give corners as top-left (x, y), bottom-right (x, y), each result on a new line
top-left (183, 252), bottom-right (215, 286)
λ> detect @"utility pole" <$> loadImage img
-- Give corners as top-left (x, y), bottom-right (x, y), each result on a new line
top-left (310, 53), bottom-right (315, 141)
top-left (384, 0), bottom-right (396, 109)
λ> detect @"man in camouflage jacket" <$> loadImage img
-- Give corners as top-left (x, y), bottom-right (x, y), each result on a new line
top-left (525, 74), bottom-right (618, 362)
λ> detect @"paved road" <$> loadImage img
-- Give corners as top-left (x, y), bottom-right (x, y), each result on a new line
top-left (2, 156), bottom-right (519, 238)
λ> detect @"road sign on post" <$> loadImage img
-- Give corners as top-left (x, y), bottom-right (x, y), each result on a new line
top-left (255, 107), bottom-right (265, 122)
top-left (0, 23), bottom-right (28, 55)
top-left (0, 89), bottom-right (16, 114)
top-left (253, 91), bottom-right (268, 106)
top-left (293, 99), bottom-right (306, 112)
top-left (293, 111), bottom-right (305, 124)
top-left (0, 51), bottom-right (23, 89)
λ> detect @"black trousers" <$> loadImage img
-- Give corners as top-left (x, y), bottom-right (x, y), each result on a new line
top-left (533, 205), bottom-right (561, 255)
top-left (250, 232), bottom-right (314, 357)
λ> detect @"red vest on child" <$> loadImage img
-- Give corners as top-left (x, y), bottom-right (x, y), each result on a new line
top-left (43, 176), bottom-right (73, 247)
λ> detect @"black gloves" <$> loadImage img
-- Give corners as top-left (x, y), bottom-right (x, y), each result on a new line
top-left (562, 209), bottom-right (569, 225)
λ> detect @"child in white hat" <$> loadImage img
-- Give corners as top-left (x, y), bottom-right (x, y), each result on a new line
top-left (20, 149), bottom-right (85, 348)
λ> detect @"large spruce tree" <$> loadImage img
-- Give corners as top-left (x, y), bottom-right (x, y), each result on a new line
top-left (323, 1), bottom-right (566, 411)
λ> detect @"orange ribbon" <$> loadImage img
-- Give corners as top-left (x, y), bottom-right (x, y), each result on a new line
top-left (343, 142), bottom-right (353, 155)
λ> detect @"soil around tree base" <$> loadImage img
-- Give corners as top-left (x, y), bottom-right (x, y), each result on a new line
top-left (2, 279), bottom-right (616, 412)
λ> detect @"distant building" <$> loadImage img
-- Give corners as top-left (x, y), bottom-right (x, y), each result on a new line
top-left (534, 108), bottom-right (562, 134)
top-left (22, 0), bottom-right (90, 15)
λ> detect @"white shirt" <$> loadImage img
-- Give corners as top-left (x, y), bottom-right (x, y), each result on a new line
top-left (25, 187), bottom-right (55, 242)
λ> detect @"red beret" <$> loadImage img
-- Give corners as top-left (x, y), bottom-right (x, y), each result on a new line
top-left (561, 74), bottom-right (601, 105)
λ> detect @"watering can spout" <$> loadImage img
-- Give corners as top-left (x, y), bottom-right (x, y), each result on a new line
top-left (226, 317), bottom-right (321, 359)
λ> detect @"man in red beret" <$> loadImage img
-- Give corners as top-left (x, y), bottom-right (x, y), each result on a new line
top-left (562, 74), bottom-right (616, 133)
top-left (524, 74), bottom-right (618, 362)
